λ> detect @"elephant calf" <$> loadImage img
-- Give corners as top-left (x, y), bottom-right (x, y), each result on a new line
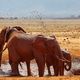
top-left (46, 50), bottom-right (72, 76)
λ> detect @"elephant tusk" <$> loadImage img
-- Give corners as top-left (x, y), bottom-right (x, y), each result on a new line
top-left (0, 44), bottom-right (7, 54)
top-left (56, 55), bottom-right (65, 62)
top-left (56, 55), bottom-right (70, 63)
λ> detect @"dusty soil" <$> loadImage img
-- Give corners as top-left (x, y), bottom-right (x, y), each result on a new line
top-left (0, 58), bottom-right (80, 80)
top-left (0, 56), bottom-right (80, 77)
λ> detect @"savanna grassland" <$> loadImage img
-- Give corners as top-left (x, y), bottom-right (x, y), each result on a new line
top-left (0, 19), bottom-right (80, 80)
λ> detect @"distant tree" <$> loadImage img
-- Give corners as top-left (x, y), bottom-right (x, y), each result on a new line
top-left (70, 15), bottom-right (76, 19)
top-left (77, 15), bottom-right (80, 18)
top-left (31, 10), bottom-right (46, 28)
top-left (14, 17), bottom-right (18, 19)
top-left (0, 17), bottom-right (4, 19)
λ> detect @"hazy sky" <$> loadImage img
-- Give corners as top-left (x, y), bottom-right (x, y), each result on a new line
top-left (0, 0), bottom-right (80, 17)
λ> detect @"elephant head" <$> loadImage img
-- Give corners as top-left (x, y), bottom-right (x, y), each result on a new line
top-left (62, 50), bottom-right (71, 71)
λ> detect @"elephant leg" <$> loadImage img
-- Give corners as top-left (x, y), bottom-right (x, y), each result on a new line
top-left (53, 60), bottom-right (59, 76)
top-left (59, 62), bottom-right (64, 76)
top-left (35, 55), bottom-right (45, 77)
top-left (33, 47), bottom-right (45, 77)
top-left (0, 52), bottom-right (2, 68)
top-left (8, 45), bottom-right (21, 76)
top-left (8, 60), bottom-right (12, 72)
top-left (47, 64), bottom-right (51, 76)
top-left (53, 65), bottom-right (58, 76)
top-left (10, 62), bottom-right (20, 76)
top-left (26, 61), bottom-right (32, 76)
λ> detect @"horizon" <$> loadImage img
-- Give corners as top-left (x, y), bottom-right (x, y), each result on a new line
top-left (0, 0), bottom-right (80, 18)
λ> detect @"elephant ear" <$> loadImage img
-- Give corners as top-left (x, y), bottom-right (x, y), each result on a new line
top-left (12, 26), bottom-right (26, 33)
top-left (0, 27), bottom-right (10, 45)
top-left (4, 27), bottom-right (12, 42)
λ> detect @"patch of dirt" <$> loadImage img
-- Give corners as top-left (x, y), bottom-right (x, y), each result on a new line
top-left (0, 57), bottom-right (79, 77)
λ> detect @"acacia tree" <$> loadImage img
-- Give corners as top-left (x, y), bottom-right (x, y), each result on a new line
top-left (31, 10), bottom-right (48, 34)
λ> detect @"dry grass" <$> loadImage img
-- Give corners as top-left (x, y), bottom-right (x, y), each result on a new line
top-left (1, 19), bottom-right (80, 60)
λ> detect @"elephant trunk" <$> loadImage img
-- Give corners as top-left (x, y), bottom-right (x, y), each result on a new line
top-left (62, 51), bottom-right (72, 71)
top-left (64, 61), bottom-right (71, 71)
top-left (0, 44), bottom-right (7, 68)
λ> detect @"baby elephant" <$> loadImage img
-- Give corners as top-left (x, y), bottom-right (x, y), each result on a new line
top-left (46, 50), bottom-right (71, 76)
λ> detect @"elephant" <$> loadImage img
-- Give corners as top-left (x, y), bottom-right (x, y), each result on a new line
top-left (0, 27), bottom-right (47, 76)
top-left (44, 37), bottom-right (71, 76)
top-left (46, 50), bottom-right (71, 76)
top-left (0, 26), bottom-right (25, 74)
top-left (0, 26), bottom-right (26, 68)
top-left (0, 27), bottom-right (69, 77)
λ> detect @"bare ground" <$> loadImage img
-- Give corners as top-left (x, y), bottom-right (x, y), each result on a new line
top-left (0, 56), bottom-right (80, 77)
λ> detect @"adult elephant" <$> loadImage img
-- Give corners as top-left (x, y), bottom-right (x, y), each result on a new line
top-left (0, 27), bottom-right (69, 77)
top-left (0, 26), bottom-right (26, 68)
top-left (46, 50), bottom-right (71, 76)
top-left (0, 26), bottom-right (25, 76)
top-left (0, 27), bottom-right (48, 77)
